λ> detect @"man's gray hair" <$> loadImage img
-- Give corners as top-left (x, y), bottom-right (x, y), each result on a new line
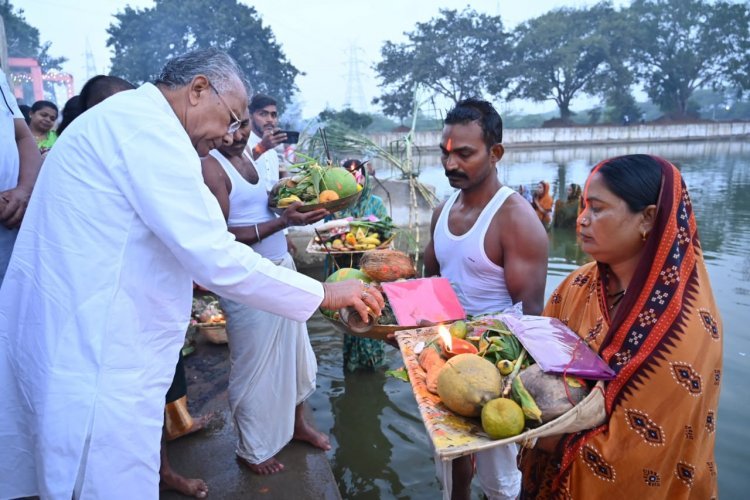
top-left (155, 47), bottom-right (249, 94)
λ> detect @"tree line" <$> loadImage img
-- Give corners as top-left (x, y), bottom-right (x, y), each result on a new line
top-left (374, 0), bottom-right (750, 123)
top-left (4, 0), bottom-right (749, 124)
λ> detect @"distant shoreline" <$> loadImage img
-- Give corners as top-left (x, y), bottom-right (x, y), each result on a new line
top-left (370, 122), bottom-right (750, 150)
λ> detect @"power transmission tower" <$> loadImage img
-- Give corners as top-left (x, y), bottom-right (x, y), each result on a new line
top-left (343, 44), bottom-right (367, 113)
top-left (84, 38), bottom-right (98, 80)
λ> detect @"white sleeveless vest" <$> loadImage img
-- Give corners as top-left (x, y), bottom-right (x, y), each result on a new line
top-left (209, 150), bottom-right (287, 261)
top-left (434, 186), bottom-right (516, 316)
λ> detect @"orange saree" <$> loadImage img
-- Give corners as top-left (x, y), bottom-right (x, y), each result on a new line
top-left (533, 181), bottom-right (554, 225)
top-left (520, 160), bottom-right (722, 499)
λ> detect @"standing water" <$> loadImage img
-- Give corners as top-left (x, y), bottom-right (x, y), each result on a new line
top-left (303, 141), bottom-right (750, 499)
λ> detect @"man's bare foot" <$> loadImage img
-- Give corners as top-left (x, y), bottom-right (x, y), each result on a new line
top-left (238, 456), bottom-right (285, 475)
top-left (293, 419), bottom-right (331, 451)
top-left (167, 411), bottom-right (218, 441)
top-left (160, 469), bottom-right (209, 498)
top-left (188, 411), bottom-right (218, 434)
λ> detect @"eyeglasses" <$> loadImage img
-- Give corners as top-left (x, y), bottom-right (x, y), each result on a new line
top-left (208, 81), bottom-right (242, 134)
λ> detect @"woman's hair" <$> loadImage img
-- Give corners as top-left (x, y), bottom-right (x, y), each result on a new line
top-left (569, 183), bottom-right (582, 200)
top-left (444, 98), bottom-right (503, 150)
top-left (596, 154), bottom-right (662, 212)
top-left (155, 47), bottom-right (248, 94)
top-left (56, 95), bottom-right (81, 136)
top-left (79, 75), bottom-right (135, 112)
top-left (31, 100), bottom-right (58, 115)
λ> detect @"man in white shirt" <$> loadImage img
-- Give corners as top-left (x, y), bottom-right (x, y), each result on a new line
top-left (0, 48), bottom-right (382, 500)
top-left (0, 67), bottom-right (42, 285)
top-left (246, 93), bottom-right (287, 185)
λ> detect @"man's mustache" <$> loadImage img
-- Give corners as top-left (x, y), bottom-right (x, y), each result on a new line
top-left (445, 171), bottom-right (468, 180)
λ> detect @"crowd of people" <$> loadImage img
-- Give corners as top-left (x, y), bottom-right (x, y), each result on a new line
top-left (1, 47), bottom-right (722, 500)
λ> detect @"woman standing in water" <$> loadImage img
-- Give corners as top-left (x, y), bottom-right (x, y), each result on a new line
top-left (552, 183), bottom-right (582, 229)
top-left (532, 180), bottom-right (554, 227)
top-left (521, 155), bottom-right (722, 498)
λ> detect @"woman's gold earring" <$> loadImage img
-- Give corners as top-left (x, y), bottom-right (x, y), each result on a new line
top-left (641, 231), bottom-right (648, 241)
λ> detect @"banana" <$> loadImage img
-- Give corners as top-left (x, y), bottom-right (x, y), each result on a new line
top-left (277, 195), bottom-right (301, 208)
top-left (360, 236), bottom-right (381, 245)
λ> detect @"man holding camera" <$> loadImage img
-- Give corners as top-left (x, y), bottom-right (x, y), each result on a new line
top-left (247, 93), bottom-right (289, 187)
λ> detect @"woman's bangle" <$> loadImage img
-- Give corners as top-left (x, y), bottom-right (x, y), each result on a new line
top-left (254, 224), bottom-right (262, 242)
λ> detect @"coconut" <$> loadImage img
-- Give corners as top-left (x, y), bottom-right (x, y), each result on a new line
top-left (517, 364), bottom-right (590, 423)
top-left (320, 167), bottom-right (358, 198)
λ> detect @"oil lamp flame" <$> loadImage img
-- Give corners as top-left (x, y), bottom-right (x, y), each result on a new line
top-left (438, 325), bottom-right (452, 351)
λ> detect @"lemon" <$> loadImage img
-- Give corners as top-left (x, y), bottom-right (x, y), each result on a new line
top-left (449, 320), bottom-right (468, 339)
top-left (481, 398), bottom-right (525, 439)
top-left (496, 359), bottom-right (514, 376)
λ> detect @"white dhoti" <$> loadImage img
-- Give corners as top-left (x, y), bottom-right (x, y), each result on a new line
top-left (435, 444), bottom-right (521, 500)
top-left (220, 253), bottom-right (317, 464)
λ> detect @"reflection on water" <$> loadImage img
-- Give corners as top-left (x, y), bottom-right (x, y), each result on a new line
top-left (308, 141), bottom-right (750, 499)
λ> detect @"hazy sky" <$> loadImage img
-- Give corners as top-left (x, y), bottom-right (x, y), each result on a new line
top-left (17, 0), bottom-right (617, 116)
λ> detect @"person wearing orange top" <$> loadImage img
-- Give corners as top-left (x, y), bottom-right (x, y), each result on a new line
top-left (531, 180), bottom-right (554, 227)
top-left (520, 154), bottom-right (722, 499)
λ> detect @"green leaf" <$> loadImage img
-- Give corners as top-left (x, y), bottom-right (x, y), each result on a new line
top-left (385, 367), bottom-right (410, 382)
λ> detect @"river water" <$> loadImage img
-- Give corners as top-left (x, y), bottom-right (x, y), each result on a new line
top-left (303, 141), bottom-right (750, 499)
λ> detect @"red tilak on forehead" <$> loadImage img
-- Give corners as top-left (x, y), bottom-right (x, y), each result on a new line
top-left (445, 137), bottom-right (453, 152)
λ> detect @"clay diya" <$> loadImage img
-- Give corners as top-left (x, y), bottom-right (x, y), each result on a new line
top-left (437, 325), bottom-right (478, 358)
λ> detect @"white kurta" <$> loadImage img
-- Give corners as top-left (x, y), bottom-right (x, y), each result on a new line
top-left (0, 83), bottom-right (324, 500)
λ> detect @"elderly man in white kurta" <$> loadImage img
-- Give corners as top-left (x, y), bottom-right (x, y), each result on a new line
top-left (0, 48), bottom-right (382, 500)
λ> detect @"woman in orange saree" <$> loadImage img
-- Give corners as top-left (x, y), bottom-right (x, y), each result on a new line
top-left (532, 180), bottom-right (554, 226)
top-left (520, 155), bottom-right (722, 499)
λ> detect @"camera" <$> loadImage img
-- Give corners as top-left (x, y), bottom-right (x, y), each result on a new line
top-left (275, 130), bottom-right (299, 144)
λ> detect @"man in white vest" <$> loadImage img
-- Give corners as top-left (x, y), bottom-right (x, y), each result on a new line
top-left (423, 98), bottom-right (548, 500)
top-left (0, 48), bottom-right (382, 500)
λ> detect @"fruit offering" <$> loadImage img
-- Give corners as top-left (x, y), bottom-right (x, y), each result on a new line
top-left (271, 159), bottom-right (360, 209)
top-left (412, 317), bottom-right (592, 440)
top-left (310, 217), bottom-right (397, 253)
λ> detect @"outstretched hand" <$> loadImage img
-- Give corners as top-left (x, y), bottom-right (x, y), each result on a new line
top-left (280, 202), bottom-right (328, 227)
top-left (321, 279), bottom-right (385, 323)
top-left (0, 186), bottom-right (32, 229)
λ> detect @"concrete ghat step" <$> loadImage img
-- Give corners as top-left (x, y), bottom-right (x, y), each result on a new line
top-left (160, 337), bottom-right (341, 500)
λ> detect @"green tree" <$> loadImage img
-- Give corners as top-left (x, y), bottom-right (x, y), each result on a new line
top-left (1, 1), bottom-right (65, 70)
top-left (373, 8), bottom-right (509, 120)
top-left (627, 0), bottom-right (750, 119)
top-left (107, 0), bottom-right (299, 107)
top-left (318, 108), bottom-right (373, 131)
top-left (505, 3), bottom-right (617, 122)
